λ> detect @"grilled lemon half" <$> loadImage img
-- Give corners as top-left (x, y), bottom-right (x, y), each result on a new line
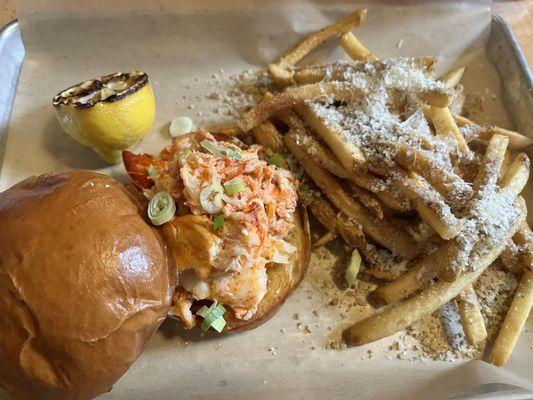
top-left (53, 71), bottom-right (155, 163)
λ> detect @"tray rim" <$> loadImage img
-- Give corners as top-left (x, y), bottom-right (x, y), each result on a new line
top-left (490, 13), bottom-right (533, 88)
top-left (0, 18), bottom-right (18, 34)
top-left (0, 9), bottom-right (532, 400)
top-left (0, 18), bottom-right (23, 178)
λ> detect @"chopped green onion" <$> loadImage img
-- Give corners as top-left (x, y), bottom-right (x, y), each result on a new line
top-left (267, 153), bottom-right (284, 167)
top-left (200, 139), bottom-right (242, 160)
top-left (199, 183), bottom-right (224, 214)
top-left (169, 116), bottom-right (194, 137)
top-left (200, 140), bottom-right (220, 155)
top-left (224, 178), bottom-right (247, 195)
top-left (210, 317), bottom-right (226, 333)
top-left (196, 301), bottom-right (227, 333)
top-left (213, 214), bottom-right (224, 230)
top-left (147, 191), bottom-right (176, 226)
top-left (196, 305), bottom-right (211, 319)
top-left (345, 248), bottom-right (362, 287)
top-left (177, 148), bottom-right (192, 164)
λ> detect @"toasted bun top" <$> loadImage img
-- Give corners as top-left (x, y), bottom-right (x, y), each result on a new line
top-left (0, 170), bottom-right (173, 400)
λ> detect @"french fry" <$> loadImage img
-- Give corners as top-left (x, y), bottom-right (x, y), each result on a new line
top-left (428, 106), bottom-right (469, 154)
top-left (284, 122), bottom-right (355, 180)
top-left (394, 144), bottom-right (472, 205)
top-left (285, 129), bottom-right (420, 259)
top-left (370, 240), bottom-right (457, 305)
top-left (498, 153), bottom-right (530, 195)
top-left (349, 182), bottom-right (384, 219)
top-left (395, 172), bottom-right (462, 240)
top-left (375, 191), bottom-right (412, 213)
top-left (489, 269), bottom-right (533, 366)
top-left (307, 194), bottom-right (368, 251)
top-left (275, 110), bottom-right (394, 196)
top-left (479, 127), bottom-right (533, 150)
top-left (268, 9), bottom-right (367, 87)
top-left (239, 82), bottom-right (364, 132)
top-left (419, 89), bottom-right (452, 108)
top-left (293, 56), bottom-right (436, 85)
top-left (276, 97), bottom-right (376, 187)
top-left (307, 195), bottom-right (337, 233)
top-left (499, 150), bottom-right (511, 179)
top-left (513, 223), bottom-right (533, 271)
top-left (336, 216), bottom-right (366, 249)
top-left (500, 241), bottom-right (524, 276)
top-left (275, 107), bottom-right (307, 132)
top-left (251, 121), bottom-right (285, 154)
top-left (346, 199), bottom-right (526, 345)
top-left (449, 84), bottom-right (466, 115)
top-left (472, 133), bottom-right (509, 194)
top-left (438, 134), bottom-right (510, 281)
top-left (454, 115), bottom-right (533, 150)
top-left (439, 67), bottom-right (466, 88)
top-left (358, 245), bottom-right (408, 282)
top-left (340, 32), bottom-right (377, 61)
top-left (211, 126), bottom-right (243, 136)
top-left (295, 102), bottom-right (367, 173)
top-left (455, 284), bottom-right (487, 345)
top-left (313, 230), bottom-right (338, 248)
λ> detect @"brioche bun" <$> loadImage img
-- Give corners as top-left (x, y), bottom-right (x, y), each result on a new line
top-left (0, 170), bottom-right (174, 400)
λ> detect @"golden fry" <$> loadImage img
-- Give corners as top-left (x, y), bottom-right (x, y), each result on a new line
top-left (428, 106), bottom-right (469, 154)
top-left (294, 56), bottom-right (436, 85)
top-left (455, 284), bottom-right (487, 345)
top-left (313, 230), bottom-right (338, 248)
top-left (439, 67), bottom-right (466, 88)
top-left (489, 270), bottom-right (533, 366)
top-left (239, 82), bottom-right (364, 132)
top-left (285, 130), bottom-right (419, 259)
top-left (295, 102), bottom-right (367, 173)
top-left (472, 133), bottom-right (509, 194)
top-left (499, 153), bottom-right (530, 195)
top-left (346, 200), bottom-right (526, 345)
top-left (251, 121), bottom-right (285, 154)
top-left (269, 9), bottom-right (367, 86)
top-left (340, 32), bottom-right (377, 61)
top-left (349, 183), bottom-right (384, 219)
top-left (394, 144), bottom-right (472, 206)
top-left (395, 172), bottom-right (462, 240)
top-left (454, 115), bottom-right (533, 150)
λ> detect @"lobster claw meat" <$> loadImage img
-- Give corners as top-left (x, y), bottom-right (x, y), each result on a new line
top-left (122, 150), bottom-right (155, 189)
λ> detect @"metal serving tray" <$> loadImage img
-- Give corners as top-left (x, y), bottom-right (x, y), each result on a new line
top-left (0, 10), bottom-right (531, 400)
top-left (0, 20), bottom-right (24, 174)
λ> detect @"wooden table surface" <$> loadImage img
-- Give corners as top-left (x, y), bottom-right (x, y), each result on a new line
top-left (1, 0), bottom-right (531, 66)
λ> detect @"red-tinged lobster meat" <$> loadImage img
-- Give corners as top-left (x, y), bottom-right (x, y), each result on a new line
top-left (122, 150), bottom-right (154, 189)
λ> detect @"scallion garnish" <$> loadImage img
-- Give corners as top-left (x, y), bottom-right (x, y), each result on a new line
top-left (177, 148), bottom-right (192, 164)
top-left (223, 178), bottom-right (246, 195)
top-left (267, 153), bottom-right (284, 167)
top-left (147, 191), bottom-right (176, 226)
top-left (345, 248), bottom-right (362, 287)
top-left (200, 139), bottom-right (242, 160)
top-left (199, 183), bottom-right (224, 214)
top-left (210, 317), bottom-right (226, 332)
top-left (196, 301), bottom-right (226, 333)
top-left (213, 214), bottom-right (224, 230)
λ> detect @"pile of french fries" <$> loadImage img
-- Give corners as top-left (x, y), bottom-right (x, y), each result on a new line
top-left (237, 9), bottom-right (533, 366)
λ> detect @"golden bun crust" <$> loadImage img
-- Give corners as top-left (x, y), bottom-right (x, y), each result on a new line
top-left (0, 170), bottom-right (174, 400)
